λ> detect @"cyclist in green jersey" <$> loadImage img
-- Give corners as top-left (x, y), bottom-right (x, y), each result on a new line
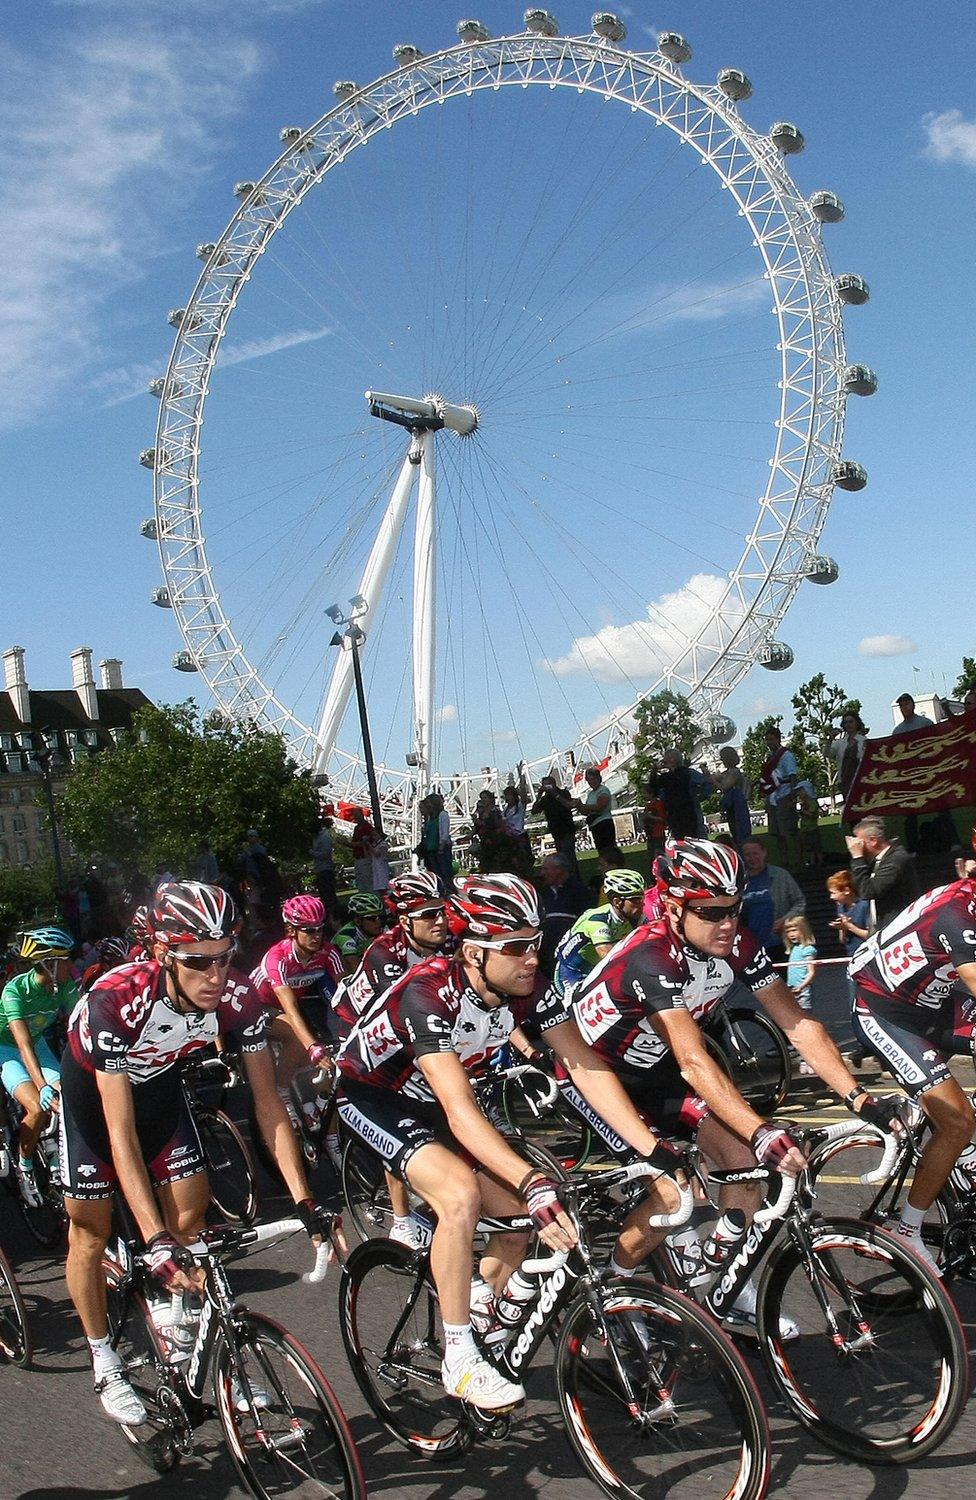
top-left (333, 891), bottom-right (386, 975)
top-left (0, 926), bottom-right (78, 1206)
top-left (552, 868), bottom-right (646, 1001)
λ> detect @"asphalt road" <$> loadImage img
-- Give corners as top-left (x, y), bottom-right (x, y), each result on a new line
top-left (6, 965), bottom-right (976, 1500)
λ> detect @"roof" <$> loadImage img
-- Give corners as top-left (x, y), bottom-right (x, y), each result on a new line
top-left (0, 686), bottom-right (152, 740)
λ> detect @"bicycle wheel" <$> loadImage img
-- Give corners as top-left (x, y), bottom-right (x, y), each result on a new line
top-left (339, 1236), bottom-right (467, 1458)
top-left (340, 1138), bottom-right (397, 1242)
top-left (198, 1107), bottom-right (259, 1226)
top-left (555, 1276), bottom-right (770, 1500)
top-left (0, 1242), bottom-right (32, 1367)
top-left (214, 1311), bottom-right (365, 1500)
top-left (757, 1217), bottom-right (968, 1463)
top-left (501, 1074), bottom-right (593, 1170)
top-left (721, 1009), bottom-right (791, 1114)
top-left (16, 1147), bottom-right (64, 1249)
top-left (102, 1261), bottom-right (183, 1473)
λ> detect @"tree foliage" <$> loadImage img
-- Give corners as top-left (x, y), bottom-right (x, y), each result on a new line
top-left (59, 702), bottom-right (320, 878)
top-left (0, 864), bottom-right (59, 944)
top-left (953, 657), bottom-right (976, 696)
top-left (628, 690), bottom-right (701, 793)
top-left (790, 673), bottom-right (862, 791)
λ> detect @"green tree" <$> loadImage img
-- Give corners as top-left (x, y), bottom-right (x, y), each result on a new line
top-left (628, 690), bottom-right (701, 793)
top-left (741, 714), bottom-right (826, 802)
top-left (59, 702), bottom-right (320, 878)
top-left (790, 673), bottom-right (863, 792)
top-left (953, 657), bottom-right (976, 696)
top-left (0, 865), bottom-right (59, 944)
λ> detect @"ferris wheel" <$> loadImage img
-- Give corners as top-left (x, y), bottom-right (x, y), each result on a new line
top-left (141, 10), bottom-right (874, 824)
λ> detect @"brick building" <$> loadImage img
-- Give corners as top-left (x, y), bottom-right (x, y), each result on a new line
top-left (0, 646), bottom-right (151, 870)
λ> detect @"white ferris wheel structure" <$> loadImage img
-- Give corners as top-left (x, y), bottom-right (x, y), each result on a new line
top-left (141, 11), bottom-right (874, 832)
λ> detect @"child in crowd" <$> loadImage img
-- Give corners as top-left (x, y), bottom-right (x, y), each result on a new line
top-left (784, 914), bottom-right (818, 1074)
top-left (826, 868), bottom-right (872, 1068)
top-left (795, 780), bottom-right (823, 868)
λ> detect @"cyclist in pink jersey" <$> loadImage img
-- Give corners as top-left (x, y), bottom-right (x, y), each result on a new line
top-left (251, 895), bottom-right (343, 1097)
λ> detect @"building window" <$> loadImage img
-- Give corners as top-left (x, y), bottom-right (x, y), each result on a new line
top-left (0, 842), bottom-right (7, 862)
top-left (12, 814), bottom-right (26, 832)
top-left (8, 788), bottom-right (21, 805)
top-left (15, 841), bottom-right (29, 865)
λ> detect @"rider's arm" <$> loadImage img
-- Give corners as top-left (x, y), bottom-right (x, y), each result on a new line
top-left (271, 983), bottom-right (317, 1053)
top-left (242, 1045), bottom-right (315, 1204)
top-left (509, 1025), bottom-right (541, 1062)
top-left (419, 1049), bottom-right (563, 1190)
top-left (955, 961), bottom-right (976, 1000)
top-left (95, 1071), bottom-right (168, 1242)
top-left (7, 1018), bottom-right (53, 1095)
top-left (545, 1016), bottom-right (665, 1158)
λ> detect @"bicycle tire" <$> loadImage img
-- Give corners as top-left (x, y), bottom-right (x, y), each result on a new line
top-left (102, 1260), bottom-right (183, 1473)
top-left (16, 1147), bottom-right (64, 1249)
top-left (757, 1216), bottom-right (968, 1464)
top-left (501, 1074), bottom-right (593, 1170)
top-left (214, 1310), bottom-right (366, 1499)
top-left (340, 1137), bottom-right (397, 1242)
top-left (339, 1236), bottom-right (467, 1458)
top-left (0, 1241), bottom-right (32, 1367)
top-left (197, 1106), bottom-right (259, 1226)
top-left (555, 1274), bottom-right (769, 1500)
top-left (722, 1008), bottom-right (791, 1115)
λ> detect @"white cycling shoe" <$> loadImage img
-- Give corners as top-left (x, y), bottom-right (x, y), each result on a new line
top-left (723, 1280), bottom-right (800, 1342)
top-left (883, 1217), bottom-right (943, 1278)
top-left (442, 1354), bottom-right (525, 1412)
top-left (95, 1367), bottom-right (148, 1425)
top-left (15, 1163), bottom-right (44, 1210)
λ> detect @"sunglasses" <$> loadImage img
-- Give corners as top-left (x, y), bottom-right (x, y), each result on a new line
top-left (174, 946), bottom-right (235, 972)
top-left (409, 905), bottom-right (446, 920)
top-left (472, 933), bottom-right (543, 956)
top-left (686, 900), bottom-right (742, 924)
top-left (296, 924), bottom-right (325, 934)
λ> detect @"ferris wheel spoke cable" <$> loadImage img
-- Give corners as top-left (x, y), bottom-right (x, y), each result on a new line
top-left (264, 233), bottom-right (396, 376)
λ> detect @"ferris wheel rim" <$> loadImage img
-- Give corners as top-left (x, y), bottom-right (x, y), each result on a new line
top-left (151, 24), bottom-right (852, 797)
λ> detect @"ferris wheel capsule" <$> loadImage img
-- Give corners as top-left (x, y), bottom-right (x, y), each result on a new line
top-left (139, 517), bottom-right (158, 540)
top-left (658, 32), bottom-right (692, 63)
top-left (770, 121), bottom-right (805, 154)
top-left (832, 460), bottom-right (868, 490)
top-left (172, 651), bottom-right (198, 672)
top-left (592, 13), bottom-right (626, 42)
top-left (393, 44), bottom-right (424, 66)
top-left (843, 364), bottom-right (877, 396)
top-left (148, 378), bottom-right (166, 399)
top-left (759, 641), bottom-right (794, 671)
top-left (333, 80), bottom-right (358, 99)
top-left (457, 20), bottom-right (490, 43)
top-left (835, 273), bottom-right (870, 305)
top-left (804, 554), bottom-right (839, 585)
top-left (524, 8), bottom-right (558, 34)
top-left (280, 126), bottom-right (305, 145)
top-left (701, 714), bottom-right (737, 745)
top-left (140, 447), bottom-right (162, 469)
top-left (717, 68), bottom-right (752, 102)
top-left (234, 181), bottom-right (265, 204)
top-left (810, 190), bottom-right (844, 223)
top-left (151, 587), bottom-right (172, 608)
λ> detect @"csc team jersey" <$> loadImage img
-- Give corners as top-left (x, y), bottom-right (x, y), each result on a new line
top-left (250, 937), bottom-right (344, 1008)
top-left (331, 925), bottom-right (430, 1039)
top-left (66, 961), bottom-right (269, 1084)
top-left (548, 919), bottom-right (777, 1078)
top-left (337, 954), bottom-right (542, 1103)
top-left (851, 882), bottom-right (976, 1019)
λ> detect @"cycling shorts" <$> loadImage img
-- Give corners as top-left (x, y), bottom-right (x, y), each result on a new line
top-left (556, 1060), bottom-right (708, 1157)
top-left (58, 1051), bottom-right (205, 1201)
top-left (337, 1081), bottom-right (475, 1182)
top-left (852, 991), bottom-right (968, 1099)
top-left (0, 1037), bottom-right (60, 1097)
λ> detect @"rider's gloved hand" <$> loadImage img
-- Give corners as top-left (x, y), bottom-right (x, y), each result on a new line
top-left (295, 1197), bottom-right (331, 1240)
top-left (38, 1083), bottom-right (59, 1112)
top-left (751, 1122), bottom-right (806, 1176)
top-left (145, 1231), bottom-right (185, 1290)
top-left (852, 1092), bottom-right (905, 1134)
top-left (307, 1043), bottom-right (331, 1070)
top-left (646, 1138), bottom-right (685, 1178)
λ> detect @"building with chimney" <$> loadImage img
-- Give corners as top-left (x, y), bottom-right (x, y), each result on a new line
top-left (0, 647), bottom-right (152, 870)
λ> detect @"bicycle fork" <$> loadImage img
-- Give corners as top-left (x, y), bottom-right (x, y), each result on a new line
top-left (789, 1221), bottom-right (875, 1355)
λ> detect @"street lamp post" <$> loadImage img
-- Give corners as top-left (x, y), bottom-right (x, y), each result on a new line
top-left (17, 729), bottom-right (66, 892)
top-left (326, 597), bottom-right (384, 840)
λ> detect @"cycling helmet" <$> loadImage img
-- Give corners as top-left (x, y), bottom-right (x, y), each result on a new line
top-left (655, 839), bottom-right (744, 903)
top-left (152, 881), bottom-right (237, 948)
top-left (385, 870), bottom-right (442, 916)
top-left (603, 868), bottom-right (646, 898)
top-left (18, 926), bottom-right (74, 963)
top-left (446, 873), bottom-right (540, 939)
top-left (348, 891), bottom-right (385, 920)
top-left (282, 894), bottom-right (326, 928)
top-left (96, 935), bottom-right (130, 966)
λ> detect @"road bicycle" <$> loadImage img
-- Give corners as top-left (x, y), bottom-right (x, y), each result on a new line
top-left (640, 1121), bottom-right (968, 1465)
top-left (340, 1158), bottom-right (772, 1500)
top-left (0, 1237), bottom-right (31, 1367)
top-left (700, 992), bottom-right (791, 1115)
top-left (183, 1053), bottom-right (259, 1226)
top-left (0, 1079), bottom-right (64, 1248)
top-left (102, 1212), bottom-right (365, 1498)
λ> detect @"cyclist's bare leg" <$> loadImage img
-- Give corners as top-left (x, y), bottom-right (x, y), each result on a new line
top-left (607, 1179), bottom-right (682, 1270)
top-left (386, 1170), bottom-right (411, 1220)
top-left (157, 1169), bottom-right (210, 1243)
top-left (65, 1195), bottom-right (114, 1338)
top-left (909, 1077), bottom-right (973, 1210)
top-left (696, 1114), bottom-right (762, 1219)
top-left (405, 1143), bottom-right (481, 1324)
top-left (472, 1170), bottom-right (531, 1293)
top-left (12, 1079), bottom-right (47, 1161)
top-left (269, 1015), bottom-right (306, 1094)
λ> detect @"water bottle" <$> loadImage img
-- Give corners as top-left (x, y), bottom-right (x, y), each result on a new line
top-left (290, 1069), bottom-right (329, 1138)
top-left (149, 1292), bottom-right (196, 1363)
top-left (0, 1138), bottom-right (11, 1180)
top-left (701, 1209), bottom-right (748, 1269)
top-left (665, 1224), bottom-right (709, 1287)
top-left (494, 1268), bottom-right (537, 1329)
top-left (469, 1275), bottom-right (496, 1336)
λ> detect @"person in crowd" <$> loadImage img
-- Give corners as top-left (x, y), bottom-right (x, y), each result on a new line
top-left (657, 749), bottom-right (712, 839)
top-left (891, 693), bottom-right (933, 736)
top-left (827, 868), bottom-right (871, 1065)
top-left (310, 816), bottom-right (338, 916)
top-left (784, 916), bottom-right (818, 1072)
top-left (432, 792), bottom-right (455, 893)
top-left (711, 746), bottom-right (751, 848)
top-left (846, 815), bottom-right (920, 932)
top-left (536, 852), bottom-right (591, 976)
top-left (531, 775), bottom-right (578, 873)
top-left (641, 775), bottom-right (668, 863)
top-left (829, 710), bottom-right (868, 821)
top-left (193, 840), bottom-right (219, 884)
top-left (572, 766), bottom-right (622, 860)
top-left (757, 725), bottom-right (800, 869)
top-left (795, 780), bottom-right (823, 868)
top-left (349, 808), bottom-right (377, 892)
top-left (740, 838), bottom-right (805, 965)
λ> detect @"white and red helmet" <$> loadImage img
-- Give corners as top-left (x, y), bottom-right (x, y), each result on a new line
top-left (282, 893), bottom-right (326, 928)
top-left (447, 873), bottom-right (540, 939)
top-left (385, 870), bottom-right (442, 916)
top-left (655, 839), bottom-right (744, 903)
top-left (152, 881), bottom-right (238, 949)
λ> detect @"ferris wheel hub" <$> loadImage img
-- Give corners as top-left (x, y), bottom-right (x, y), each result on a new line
top-left (365, 389), bottom-right (479, 436)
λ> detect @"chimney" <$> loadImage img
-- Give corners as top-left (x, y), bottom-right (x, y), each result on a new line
top-left (3, 647), bottom-right (30, 723)
top-left (70, 647), bottom-right (99, 722)
top-left (99, 658), bottom-right (124, 690)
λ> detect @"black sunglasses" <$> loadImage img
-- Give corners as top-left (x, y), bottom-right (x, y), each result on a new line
top-left (175, 946), bottom-right (235, 972)
top-left (686, 900), bottom-right (742, 924)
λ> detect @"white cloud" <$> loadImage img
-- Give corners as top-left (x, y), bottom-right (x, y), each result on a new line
top-left (596, 277), bottom-right (767, 346)
top-left (0, 25), bottom-right (262, 429)
top-left (96, 326), bottom-right (333, 406)
top-left (435, 703), bottom-right (458, 724)
top-left (858, 634), bottom-right (917, 659)
top-left (923, 109), bottom-right (976, 167)
top-left (545, 573), bottom-right (745, 684)
top-left (490, 728), bottom-right (518, 743)
top-left (580, 704), bottom-right (638, 739)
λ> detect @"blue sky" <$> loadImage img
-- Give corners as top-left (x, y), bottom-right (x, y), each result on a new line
top-left (3, 0), bottom-right (975, 782)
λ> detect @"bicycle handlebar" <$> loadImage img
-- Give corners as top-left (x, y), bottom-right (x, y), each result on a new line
top-left (568, 1157), bottom-right (694, 1229)
top-left (808, 1117), bottom-right (901, 1184)
top-left (752, 1172), bottom-right (795, 1225)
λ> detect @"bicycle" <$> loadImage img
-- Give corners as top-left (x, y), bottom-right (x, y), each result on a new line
top-left (700, 993), bottom-right (791, 1115)
top-left (102, 1212), bottom-right (365, 1497)
top-left (0, 1079), bottom-right (64, 1249)
top-left (340, 1158), bottom-right (772, 1500)
top-left (643, 1122), bottom-right (968, 1465)
top-left (0, 1237), bottom-right (31, 1367)
top-left (182, 1053), bottom-right (259, 1226)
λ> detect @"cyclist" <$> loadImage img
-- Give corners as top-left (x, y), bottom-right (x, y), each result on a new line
top-left (0, 926), bottom-right (77, 1207)
top-left (552, 866), bottom-right (646, 1004)
top-left (79, 935), bottom-right (131, 996)
top-left (545, 839), bottom-right (902, 1332)
top-left (336, 873), bottom-right (683, 1412)
top-left (332, 891), bottom-right (386, 974)
top-left (250, 894), bottom-right (344, 1100)
top-left (60, 881), bottom-right (332, 1425)
top-left (125, 904), bottom-right (153, 960)
top-left (850, 868), bottom-right (976, 1272)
